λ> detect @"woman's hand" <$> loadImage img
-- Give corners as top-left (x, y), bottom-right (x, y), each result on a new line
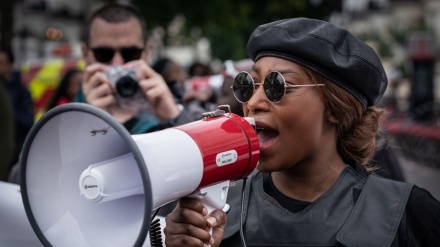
top-left (164, 197), bottom-right (227, 247)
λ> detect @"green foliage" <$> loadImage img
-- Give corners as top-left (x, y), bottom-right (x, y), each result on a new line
top-left (132, 0), bottom-right (342, 61)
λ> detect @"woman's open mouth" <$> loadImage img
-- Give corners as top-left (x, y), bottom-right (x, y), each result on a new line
top-left (256, 127), bottom-right (279, 151)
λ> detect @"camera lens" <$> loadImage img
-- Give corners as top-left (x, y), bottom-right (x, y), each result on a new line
top-left (115, 76), bottom-right (138, 98)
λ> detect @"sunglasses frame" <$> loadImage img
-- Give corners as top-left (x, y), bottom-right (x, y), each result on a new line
top-left (232, 71), bottom-right (325, 103)
top-left (90, 46), bottom-right (144, 64)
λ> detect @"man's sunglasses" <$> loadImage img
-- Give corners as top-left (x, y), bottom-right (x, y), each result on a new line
top-left (91, 47), bottom-right (144, 64)
top-left (232, 71), bottom-right (325, 103)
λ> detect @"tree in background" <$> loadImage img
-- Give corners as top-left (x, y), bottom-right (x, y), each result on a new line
top-left (0, 0), bottom-right (341, 62)
top-left (133, 0), bottom-right (342, 60)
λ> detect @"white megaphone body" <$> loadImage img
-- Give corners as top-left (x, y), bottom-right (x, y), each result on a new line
top-left (20, 103), bottom-right (259, 247)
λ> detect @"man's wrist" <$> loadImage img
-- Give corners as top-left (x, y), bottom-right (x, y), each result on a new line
top-left (166, 105), bottom-right (184, 126)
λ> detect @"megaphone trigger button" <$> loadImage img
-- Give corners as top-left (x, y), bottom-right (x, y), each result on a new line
top-left (222, 203), bottom-right (230, 213)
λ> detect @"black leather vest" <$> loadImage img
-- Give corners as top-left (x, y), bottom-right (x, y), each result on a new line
top-left (222, 166), bottom-right (413, 247)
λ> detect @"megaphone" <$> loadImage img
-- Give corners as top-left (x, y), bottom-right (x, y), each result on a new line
top-left (20, 103), bottom-right (259, 247)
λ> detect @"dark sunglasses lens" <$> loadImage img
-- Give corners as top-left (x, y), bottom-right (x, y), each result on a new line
top-left (233, 72), bottom-right (254, 103)
top-left (92, 48), bottom-right (115, 63)
top-left (264, 72), bottom-right (285, 102)
top-left (120, 48), bottom-right (143, 62)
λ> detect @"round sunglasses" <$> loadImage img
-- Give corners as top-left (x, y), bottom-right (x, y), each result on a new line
top-left (232, 71), bottom-right (325, 103)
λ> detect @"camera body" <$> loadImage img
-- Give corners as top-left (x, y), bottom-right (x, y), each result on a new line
top-left (105, 66), bottom-right (150, 114)
top-left (106, 66), bottom-right (139, 98)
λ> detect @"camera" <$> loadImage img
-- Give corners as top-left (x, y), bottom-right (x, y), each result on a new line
top-left (105, 66), bottom-right (151, 114)
top-left (106, 66), bottom-right (139, 98)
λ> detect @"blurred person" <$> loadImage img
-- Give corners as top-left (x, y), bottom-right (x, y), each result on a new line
top-left (164, 18), bottom-right (440, 247)
top-left (183, 65), bottom-right (218, 116)
top-left (0, 82), bottom-right (15, 181)
top-left (182, 82), bottom-right (218, 118)
top-left (152, 57), bottom-right (186, 104)
top-left (188, 61), bottom-right (212, 78)
top-left (46, 68), bottom-right (84, 111)
top-left (381, 63), bottom-right (402, 112)
top-left (185, 61), bottom-right (217, 109)
top-left (77, 3), bottom-right (191, 134)
top-left (152, 57), bottom-right (212, 122)
top-left (0, 47), bottom-right (34, 175)
top-left (183, 82), bottom-right (217, 109)
top-left (217, 59), bottom-right (253, 116)
top-left (217, 75), bottom-right (243, 116)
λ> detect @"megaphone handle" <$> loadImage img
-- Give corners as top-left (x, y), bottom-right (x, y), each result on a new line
top-left (191, 180), bottom-right (230, 246)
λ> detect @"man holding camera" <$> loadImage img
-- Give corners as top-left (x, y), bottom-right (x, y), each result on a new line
top-left (79, 3), bottom-right (189, 134)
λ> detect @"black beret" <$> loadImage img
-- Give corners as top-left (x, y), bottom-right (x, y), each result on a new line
top-left (246, 18), bottom-right (388, 107)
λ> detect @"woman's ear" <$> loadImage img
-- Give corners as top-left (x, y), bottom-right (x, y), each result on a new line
top-left (326, 110), bottom-right (339, 124)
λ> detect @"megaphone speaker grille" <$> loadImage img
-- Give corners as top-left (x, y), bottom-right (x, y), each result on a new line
top-left (20, 103), bottom-right (152, 247)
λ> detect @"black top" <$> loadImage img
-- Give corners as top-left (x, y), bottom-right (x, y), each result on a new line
top-left (263, 172), bottom-right (310, 213)
top-left (221, 166), bottom-right (440, 247)
top-left (262, 172), bottom-right (440, 247)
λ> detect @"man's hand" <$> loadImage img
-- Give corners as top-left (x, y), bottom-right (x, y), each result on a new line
top-left (124, 60), bottom-right (180, 121)
top-left (82, 63), bottom-right (114, 111)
